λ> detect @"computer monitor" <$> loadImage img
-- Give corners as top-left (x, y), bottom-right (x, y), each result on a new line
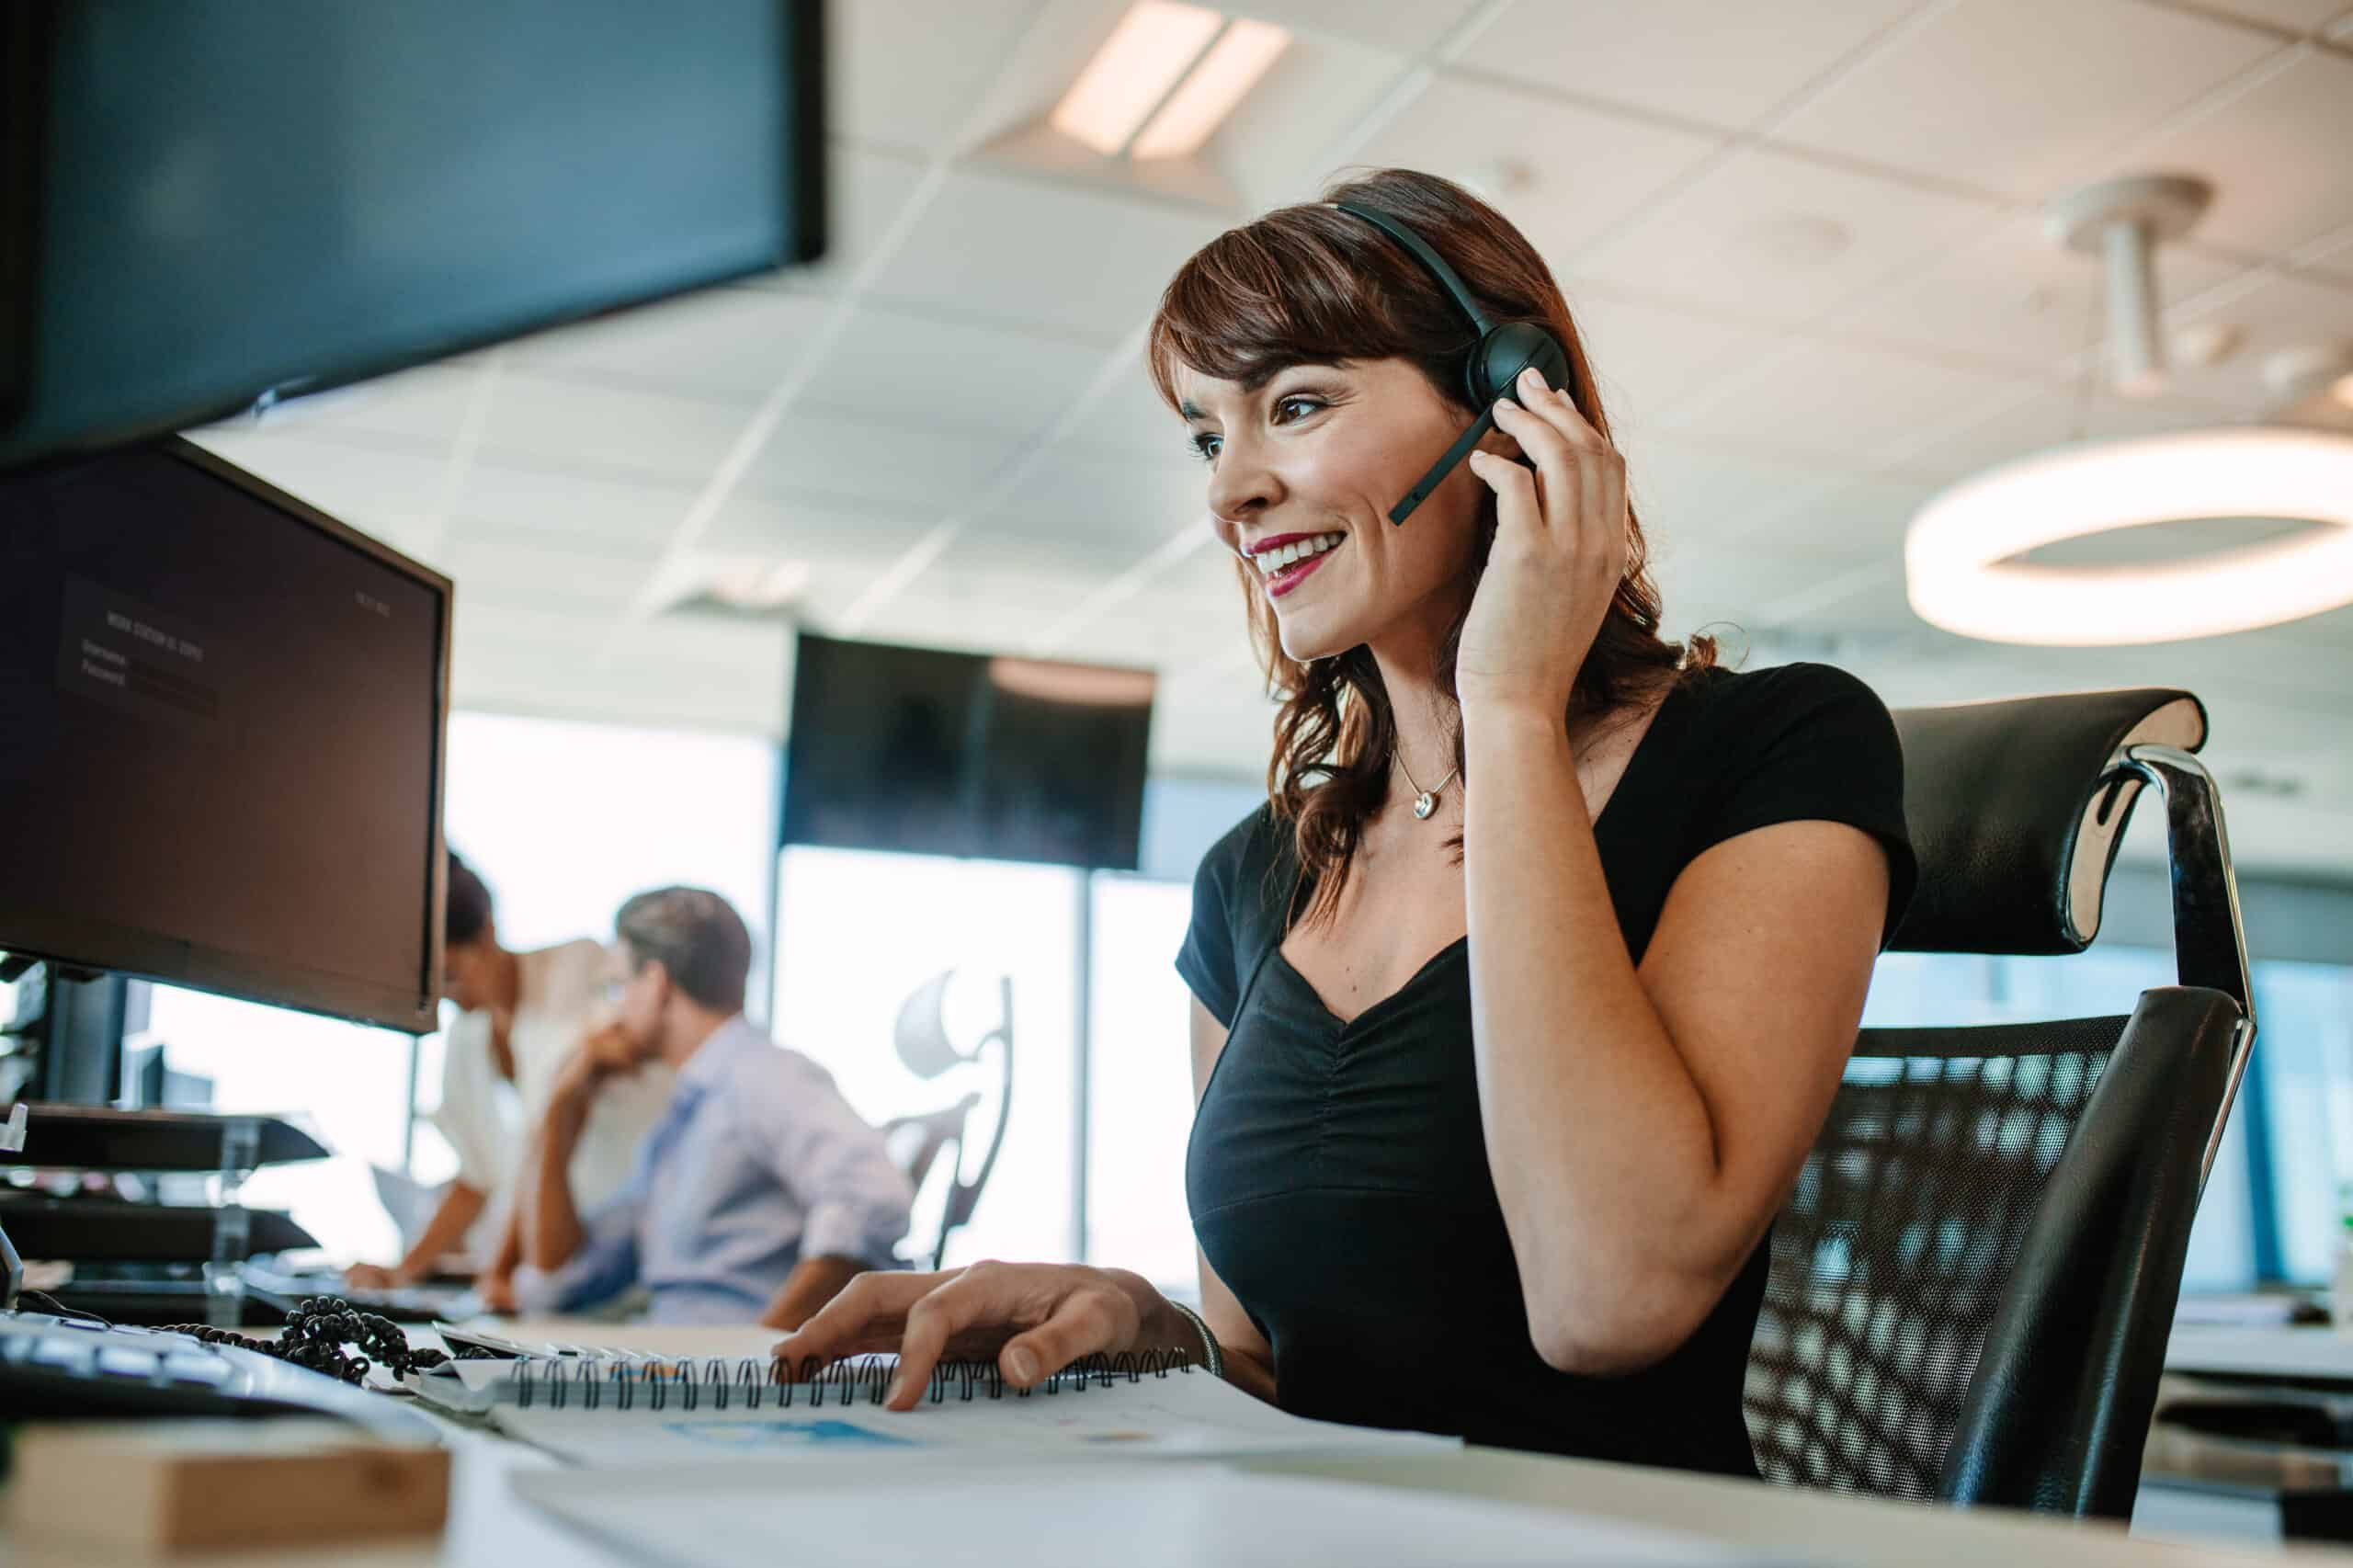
top-left (0, 437), bottom-right (451, 1033)
top-left (782, 635), bottom-right (1157, 872)
top-left (0, 0), bottom-right (824, 469)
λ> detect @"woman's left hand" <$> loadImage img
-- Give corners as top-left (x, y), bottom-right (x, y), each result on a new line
top-left (1453, 364), bottom-right (1629, 718)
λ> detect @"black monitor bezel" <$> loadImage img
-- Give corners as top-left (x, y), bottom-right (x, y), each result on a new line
top-left (0, 437), bottom-right (453, 1035)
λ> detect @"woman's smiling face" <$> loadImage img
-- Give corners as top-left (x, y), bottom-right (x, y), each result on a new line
top-left (1177, 357), bottom-right (1494, 664)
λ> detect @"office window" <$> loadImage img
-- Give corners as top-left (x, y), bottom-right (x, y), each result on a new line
top-left (0, 973), bottom-right (28, 1102)
top-left (2248, 960), bottom-right (2353, 1284)
top-left (142, 988), bottom-right (415, 1264)
top-left (1085, 874), bottom-right (1198, 1290)
top-left (772, 846), bottom-right (1079, 1267)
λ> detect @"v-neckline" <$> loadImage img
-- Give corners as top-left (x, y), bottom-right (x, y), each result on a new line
top-left (1268, 933), bottom-right (1466, 1036)
top-left (1267, 675), bottom-right (1697, 1033)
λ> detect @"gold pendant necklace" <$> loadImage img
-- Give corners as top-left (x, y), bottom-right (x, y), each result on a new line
top-left (1393, 746), bottom-right (1460, 821)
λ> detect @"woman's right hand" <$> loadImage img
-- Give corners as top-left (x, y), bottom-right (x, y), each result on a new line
top-left (770, 1261), bottom-right (1183, 1412)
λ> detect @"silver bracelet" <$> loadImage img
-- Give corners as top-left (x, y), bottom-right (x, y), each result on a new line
top-left (1165, 1298), bottom-right (1224, 1381)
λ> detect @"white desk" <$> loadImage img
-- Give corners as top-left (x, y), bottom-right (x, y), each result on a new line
top-left (8, 1318), bottom-right (2352, 1566)
top-left (10, 1407), bottom-right (2353, 1568)
top-left (2169, 1327), bottom-right (2353, 1385)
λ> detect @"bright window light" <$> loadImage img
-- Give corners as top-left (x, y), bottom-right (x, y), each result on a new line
top-left (1050, 1), bottom-right (1223, 158)
top-left (1905, 427), bottom-right (2353, 645)
top-left (1130, 17), bottom-right (1290, 159)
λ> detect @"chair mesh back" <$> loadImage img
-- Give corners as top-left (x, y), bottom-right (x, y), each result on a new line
top-left (1745, 1015), bottom-right (2131, 1500)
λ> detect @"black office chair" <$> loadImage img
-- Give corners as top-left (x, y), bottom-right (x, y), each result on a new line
top-left (1743, 688), bottom-right (2255, 1519)
top-left (880, 971), bottom-right (1013, 1270)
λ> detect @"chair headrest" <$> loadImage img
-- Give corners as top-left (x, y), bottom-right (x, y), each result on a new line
top-left (1890, 688), bottom-right (2206, 956)
top-left (894, 969), bottom-right (962, 1078)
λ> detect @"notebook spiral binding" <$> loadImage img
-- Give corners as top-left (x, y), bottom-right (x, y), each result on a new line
top-left (506, 1347), bottom-right (1199, 1414)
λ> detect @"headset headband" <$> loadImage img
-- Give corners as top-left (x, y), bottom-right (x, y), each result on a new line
top-left (1331, 200), bottom-right (1495, 336)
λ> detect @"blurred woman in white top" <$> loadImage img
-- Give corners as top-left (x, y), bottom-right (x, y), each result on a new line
top-left (347, 852), bottom-right (672, 1298)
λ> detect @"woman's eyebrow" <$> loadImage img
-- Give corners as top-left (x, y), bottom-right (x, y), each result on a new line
top-left (1248, 359), bottom-right (1339, 390)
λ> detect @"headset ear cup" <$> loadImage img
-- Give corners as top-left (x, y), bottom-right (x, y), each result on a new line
top-left (1468, 321), bottom-right (1572, 405)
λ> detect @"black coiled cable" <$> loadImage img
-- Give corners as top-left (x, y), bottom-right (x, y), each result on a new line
top-left (159, 1295), bottom-right (452, 1386)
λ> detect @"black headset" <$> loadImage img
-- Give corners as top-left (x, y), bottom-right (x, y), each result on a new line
top-left (1330, 200), bottom-right (1571, 527)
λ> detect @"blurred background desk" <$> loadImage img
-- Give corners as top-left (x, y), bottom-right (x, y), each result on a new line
top-left (2136, 1324), bottom-right (2353, 1546)
top-left (2171, 1327), bottom-right (2353, 1388)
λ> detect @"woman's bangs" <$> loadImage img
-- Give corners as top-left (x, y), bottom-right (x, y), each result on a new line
top-left (1147, 221), bottom-right (1404, 412)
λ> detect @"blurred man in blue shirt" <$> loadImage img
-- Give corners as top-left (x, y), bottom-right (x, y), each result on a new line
top-left (513, 886), bottom-right (912, 1327)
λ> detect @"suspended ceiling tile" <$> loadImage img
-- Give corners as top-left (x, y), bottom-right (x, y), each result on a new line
top-left (1567, 291), bottom-right (1780, 439)
top-left (1665, 337), bottom-right (2040, 467)
top-left (452, 459), bottom-right (701, 547)
top-left (1627, 440), bottom-right (1847, 550)
top-left (1063, 353), bottom-right (1187, 458)
top-left (1574, 145), bottom-right (2000, 327)
top-left (2186, 0), bottom-right (2350, 35)
top-left (476, 371), bottom-right (760, 483)
top-left (1450, 0), bottom-right (1926, 131)
top-left (2128, 48), bottom-right (2353, 262)
top-left (1246, 0), bottom-right (1488, 55)
top-left (1771, 0), bottom-right (2279, 199)
top-left (748, 408), bottom-right (1020, 508)
top-left (1889, 387), bottom-right (2234, 488)
top-left (501, 289), bottom-right (836, 403)
top-left (866, 165), bottom-right (1223, 342)
top-left (831, 0), bottom-right (1049, 157)
top-left (797, 303), bottom-right (1113, 438)
top-left (969, 443), bottom-right (1207, 552)
top-left (1349, 72), bottom-right (1725, 265)
top-left (701, 487), bottom-right (944, 562)
top-left (1832, 213), bottom-right (2248, 375)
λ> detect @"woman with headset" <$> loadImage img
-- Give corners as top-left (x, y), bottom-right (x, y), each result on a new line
top-left (775, 167), bottom-right (1915, 1477)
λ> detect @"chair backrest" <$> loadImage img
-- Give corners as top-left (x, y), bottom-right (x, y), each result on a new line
top-left (886, 971), bottom-right (1014, 1270)
top-left (1744, 687), bottom-right (2254, 1518)
top-left (881, 1094), bottom-right (981, 1267)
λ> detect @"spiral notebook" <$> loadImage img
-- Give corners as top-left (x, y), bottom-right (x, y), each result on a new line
top-left (410, 1346), bottom-right (1454, 1468)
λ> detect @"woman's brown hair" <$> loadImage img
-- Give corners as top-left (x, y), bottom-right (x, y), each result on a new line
top-left (1147, 167), bottom-right (1715, 926)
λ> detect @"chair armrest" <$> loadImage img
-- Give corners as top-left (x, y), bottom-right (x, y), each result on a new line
top-left (1938, 984), bottom-right (2242, 1516)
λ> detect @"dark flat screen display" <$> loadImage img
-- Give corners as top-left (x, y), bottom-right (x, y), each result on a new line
top-left (1, 0), bottom-right (822, 468)
top-left (783, 635), bottom-right (1155, 872)
top-left (0, 440), bottom-right (449, 1030)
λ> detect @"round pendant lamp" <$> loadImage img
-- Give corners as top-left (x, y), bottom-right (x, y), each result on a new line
top-left (1904, 174), bottom-right (2353, 646)
top-left (1905, 426), bottom-right (2353, 645)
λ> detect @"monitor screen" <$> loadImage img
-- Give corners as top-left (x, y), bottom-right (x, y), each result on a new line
top-left (0, 0), bottom-right (823, 469)
top-left (0, 438), bottom-right (449, 1031)
top-left (783, 636), bottom-right (1155, 872)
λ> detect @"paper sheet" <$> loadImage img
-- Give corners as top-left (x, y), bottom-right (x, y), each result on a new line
top-left (433, 1317), bottom-right (782, 1363)
top-left (517, 1460), bottom-right (1764, 1568)
top-left (489, 1362), bottom-right (1455, 1467)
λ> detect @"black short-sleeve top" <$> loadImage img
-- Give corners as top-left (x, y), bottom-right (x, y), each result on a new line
top-left (1176, 662), bottom-right (1915, 1477)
